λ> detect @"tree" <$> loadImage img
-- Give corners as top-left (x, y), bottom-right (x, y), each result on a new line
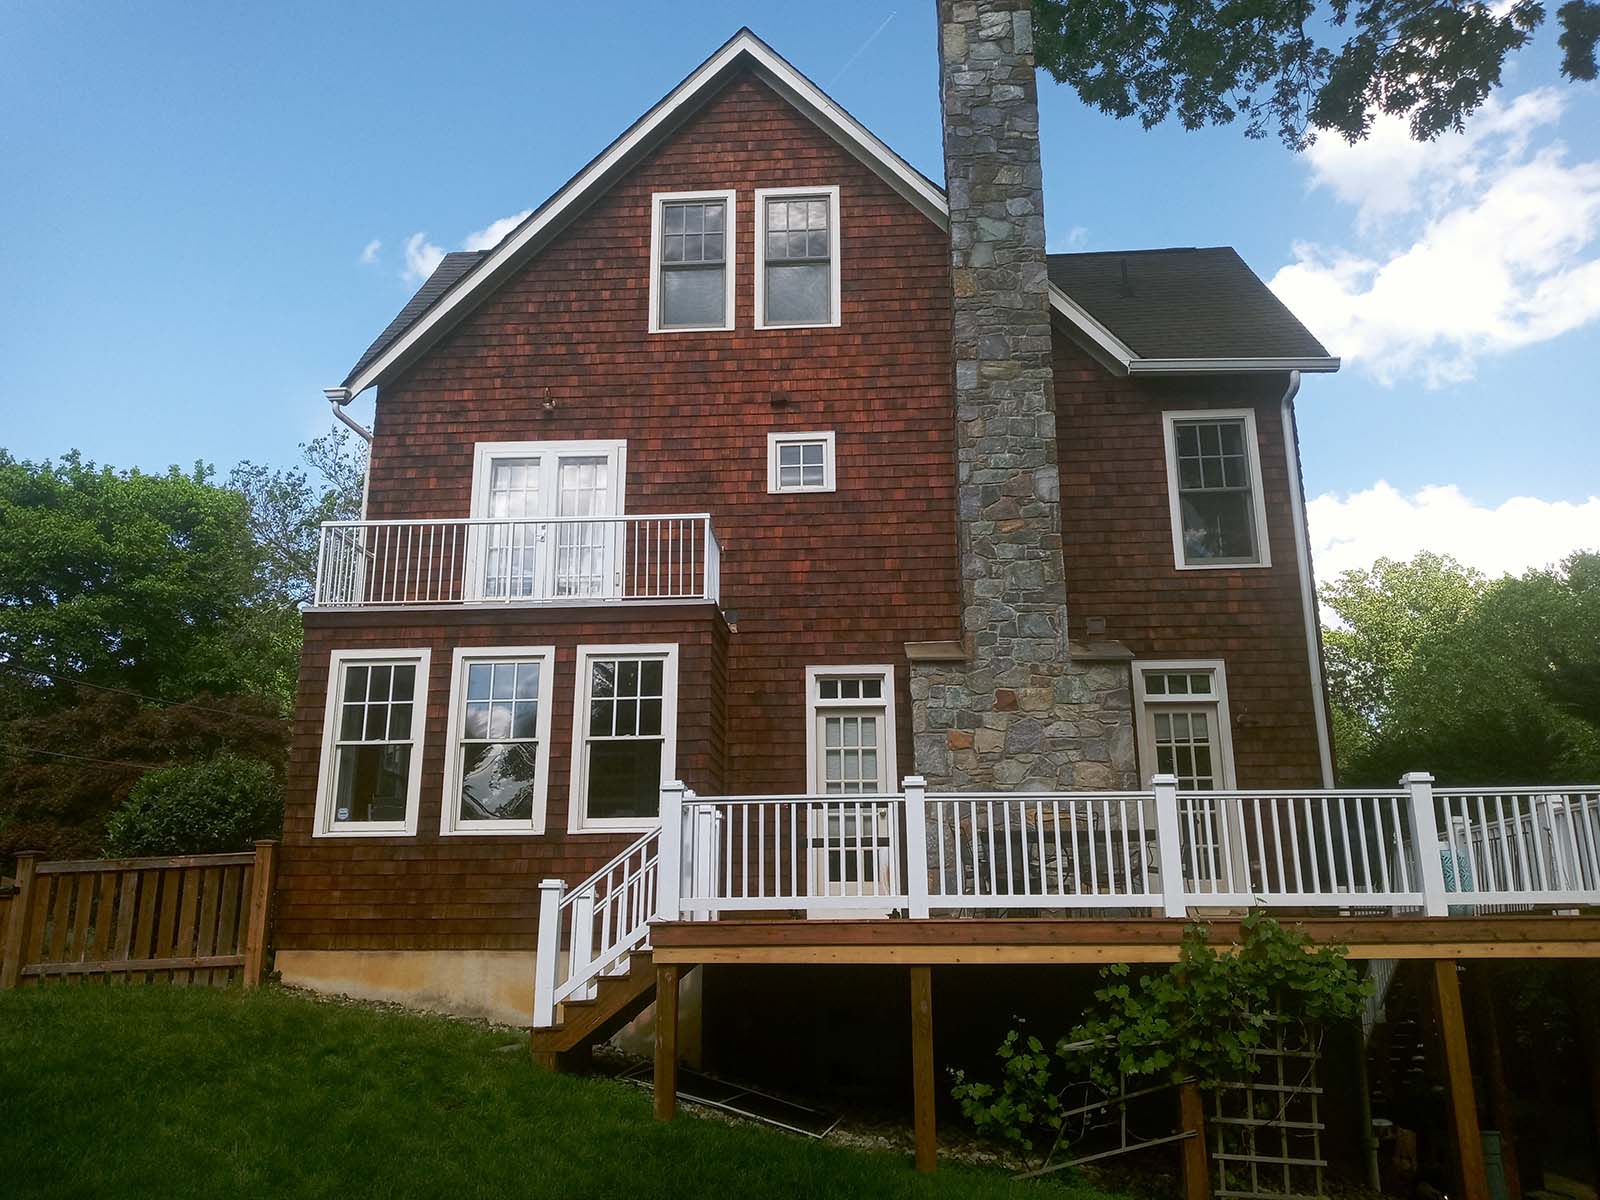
top-left (1032, 0), bottom-right (1600, 150)
top-left (0, 452), bottom-right (273, 708)
top-left (228, 427), bottom-right (365, 609)
top-left (0, 687), bottom-right (287, 862)
top-left (1321, 551), bottom-right (1600, 785)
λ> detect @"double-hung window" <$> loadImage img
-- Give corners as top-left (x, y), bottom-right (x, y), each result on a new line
top-left (441, 647), bottom-right (554, 835)
top-left (650, 191), bottom-right (736, 332)
top-left (755, 186), bottom-right (840, 328)
top-left (1162, 410), bottom-right (1271, 568)
top-left (570, 644), bottom-right (679, 832)
top-left (1133, 661), bottom-right (1238, 888)
top-left (766, 431), bottom-right (836, 493)
top-left (314, 649), bottom-right (430, 837)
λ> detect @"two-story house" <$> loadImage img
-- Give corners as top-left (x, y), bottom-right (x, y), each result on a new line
top-left (278, 9), bottom-right (1600, 1188)
top-left (283, 15), bottom-right (1336, 1018)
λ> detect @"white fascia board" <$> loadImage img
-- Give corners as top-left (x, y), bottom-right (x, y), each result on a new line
top-left (1127, 356), bottom-right (1341, 375)
top-left (340, 29), bottom-right (1144, 396)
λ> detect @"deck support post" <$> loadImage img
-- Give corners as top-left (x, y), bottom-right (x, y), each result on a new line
top-left (654, 963), bottom-right (681, 1122)
top-left (909, 965), bottom-right (936, 1173)
top-left (1568, 963), bottom-right (1600, 1185)
top-left (1471, 964), bottom-right (1521, 1200)
top-left (1431, 959), bottom-right (1489, 1200)
top-left (1178, 1080), bottom-right (1210, 1200)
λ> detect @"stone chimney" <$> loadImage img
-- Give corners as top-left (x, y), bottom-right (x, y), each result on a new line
top-left (911, 0), bottom-right (1136, 791)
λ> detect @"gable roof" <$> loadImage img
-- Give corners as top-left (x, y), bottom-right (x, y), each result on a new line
top-left (1047, 248), bottom-right (1333, 368)
top-left (347, 251), bottom-right (485, 385)
top-left (333, 30), bottom-right (1336, 398)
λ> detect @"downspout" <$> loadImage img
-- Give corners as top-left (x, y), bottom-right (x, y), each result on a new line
top-left (324, 387), bottom-right (374, 522)
top-left (324, 387), bottom-right (373, 443)
top-left (1279, 371), bottom-right (1337, 787)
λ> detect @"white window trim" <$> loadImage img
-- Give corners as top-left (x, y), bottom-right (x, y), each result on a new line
top-left (766, 430), bottom-right (837, 494)
top-left (312, 648), bottom-right (431, 839)
top-left (1161, 408), bottom-right (1272, 570)
top-left (568, 643), bottom-right (680, 833)
top-left (464, 440), bottom-right (628, 603)
top-left (753, 185), bottom-right (842, 330)
top-left (648, 189), bottom-right (737, 334)
top-left (804, 665), bottom-right (898, 794)
top-left (1131, 659), bottom-right (1238, 789)
top-left (438, 646), bottom-right (556, 837)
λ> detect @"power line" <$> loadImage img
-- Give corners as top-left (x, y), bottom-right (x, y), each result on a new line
top-left (0, 660), bottom-right (277, 721)
top-left (1, 742), bottom-right (164, 772)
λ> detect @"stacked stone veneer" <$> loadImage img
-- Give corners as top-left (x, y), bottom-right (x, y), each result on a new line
top-left (911, 0), bottom-right (1137, 791)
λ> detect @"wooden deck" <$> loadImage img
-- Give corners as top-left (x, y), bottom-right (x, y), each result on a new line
top-left (651, 914), bottom-right (1600, 964)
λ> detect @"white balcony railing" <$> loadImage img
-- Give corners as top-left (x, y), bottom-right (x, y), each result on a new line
top-left (532, 774), bottom-right (1600, 1027)
top-left (313, 514), bottom-right (720, 608)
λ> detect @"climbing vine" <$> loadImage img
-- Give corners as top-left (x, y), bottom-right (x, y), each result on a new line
top-left (950, 911), bottom-right (1370, 1167)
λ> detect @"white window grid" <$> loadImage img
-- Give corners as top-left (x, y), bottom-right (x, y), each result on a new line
top-left (1161, 408), bottom-right (1272, 570)
top-left (440, 647), bottom-right (555, 836)
top-left (568, 644), bottom-right (680, 833)
top-left (313, 649), bottom-right (431, 838)
top-left (766, 431), bottom-right (836, 494)
top-left (648, 190), bottom-right (737, 334)
top-left (753, 185), bottom-right (841, 330)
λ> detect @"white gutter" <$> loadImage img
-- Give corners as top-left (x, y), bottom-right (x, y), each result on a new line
top-left (1128, 356), bottom-right (1341, 375)
top-left (1279, 370), bottom-right (1336, 787)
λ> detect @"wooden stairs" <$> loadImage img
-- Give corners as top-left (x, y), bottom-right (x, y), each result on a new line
top-left (530, 948), bottom-right (657, 1071)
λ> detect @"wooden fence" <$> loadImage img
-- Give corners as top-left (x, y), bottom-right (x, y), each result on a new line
top-left (0, 841), bottom-right (277, 989)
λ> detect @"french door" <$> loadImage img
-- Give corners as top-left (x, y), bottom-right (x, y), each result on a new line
top-left (468, 442), bottom-right (624, 601)
top-left (811, 706), bottom-right (897, 904)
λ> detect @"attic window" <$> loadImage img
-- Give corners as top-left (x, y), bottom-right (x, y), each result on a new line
top-left (650, 191), bottom-right (736, 333)
top-left (755, 186), bottom-right (841, 329)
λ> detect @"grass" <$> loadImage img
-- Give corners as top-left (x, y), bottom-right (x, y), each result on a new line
top-left (0, 985), bottom-right (1122, 1200)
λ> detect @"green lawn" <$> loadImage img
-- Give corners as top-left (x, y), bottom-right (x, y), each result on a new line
top-left (0, 985), bottom-right (1118, 1199)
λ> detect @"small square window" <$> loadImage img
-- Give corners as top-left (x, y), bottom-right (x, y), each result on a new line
top-left (767, 431), bottom-right (836, 494)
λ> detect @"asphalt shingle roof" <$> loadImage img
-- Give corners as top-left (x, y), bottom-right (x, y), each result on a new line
top-left (1045, 246), bottom-right (1330, 360)
top-left (343, 251), bottom-right (488, 387)
top-left (346, 244), bottom-right (1329, 387)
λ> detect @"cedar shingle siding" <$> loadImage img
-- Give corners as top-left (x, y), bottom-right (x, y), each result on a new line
top-left (279, 73), bottom-right (1327, 953)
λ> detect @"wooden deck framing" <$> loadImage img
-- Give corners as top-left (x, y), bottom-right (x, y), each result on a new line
top-left (650, 915), bottom-right (1600, 965)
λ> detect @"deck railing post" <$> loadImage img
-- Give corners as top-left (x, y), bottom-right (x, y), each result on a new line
top-left (903, 776), bottom-right (931, 919)
top-left (1404, 771), bottom-right (1449, 916)
top-left (692, 800), bottom-right (718, 921)
top-left (656, 781), bottom-right (685, 922)
top-left (242, 839), bottom-right (278, 987)
top-left (1152, 775), bottom-right (1188, 919)
top-left (533, 878), bottom-right (566, 1029)
top-left (0, 851), bottom-right (41, 990)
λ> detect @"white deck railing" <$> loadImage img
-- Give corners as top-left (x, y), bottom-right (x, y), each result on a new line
top-left (656, 773), bottom-right (1600, 922)
top-left (530, 774), bottom-right (1600, 1028)
top-left (313, 514), bottom-right (720, 608)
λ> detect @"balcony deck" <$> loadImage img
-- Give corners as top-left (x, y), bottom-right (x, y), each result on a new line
top-left (312, 513), bottom-right (720, 609)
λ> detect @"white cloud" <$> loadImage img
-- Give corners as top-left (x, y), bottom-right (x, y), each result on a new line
top-left (402, 232), bottom-right (446, 284)
top-left (399, 209), bottom-right (532, 284)
top-left (1269, 89), bottom-right (1600, 386)
top-left (1307, 481), bottom-right (1600, 581)
top-left (359, 238), bottom-right (382, 265)
top-left (463, 209), bottom-right (531, 251)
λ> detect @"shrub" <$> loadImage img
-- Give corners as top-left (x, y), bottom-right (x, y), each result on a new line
top-left (104, 754), bottom-right (282, 856)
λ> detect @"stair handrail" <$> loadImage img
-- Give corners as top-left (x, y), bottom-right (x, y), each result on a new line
top-left (533, 826), bottom-right (660, 1028)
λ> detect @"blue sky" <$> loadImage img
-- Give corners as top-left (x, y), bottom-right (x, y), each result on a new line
top-left (4, 2), bottom-right (1596, 578)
